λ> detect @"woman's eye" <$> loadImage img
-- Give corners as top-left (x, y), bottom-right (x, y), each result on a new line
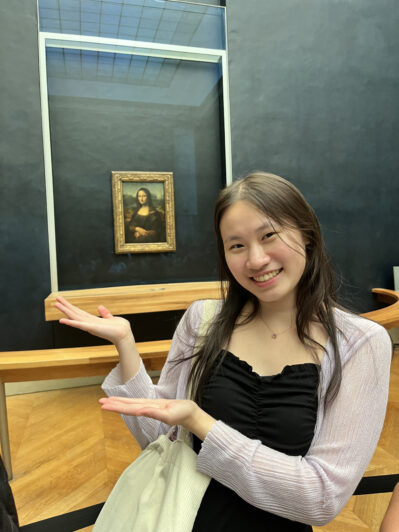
top-left (229, 243), bottom-right (243, 250)
top-left (263, 232), bottom-right (276, 240)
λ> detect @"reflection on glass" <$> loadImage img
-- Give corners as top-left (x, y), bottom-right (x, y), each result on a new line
top-left (46, 48), bottom-right (222, 106)
top-left (39, 0), bottom-right (226, 50)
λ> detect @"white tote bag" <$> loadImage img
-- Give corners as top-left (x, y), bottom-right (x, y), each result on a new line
top-left (93, 299), bottom-right (218, 532)
top-left (92, 428), bottom-right (210, 532)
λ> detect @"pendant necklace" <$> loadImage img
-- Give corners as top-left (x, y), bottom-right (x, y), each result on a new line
top-left (258, 313), bottom-right (294, 339)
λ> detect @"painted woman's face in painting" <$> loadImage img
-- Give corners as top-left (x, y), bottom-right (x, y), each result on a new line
top-left (137, 190), bottom-right (148, 205)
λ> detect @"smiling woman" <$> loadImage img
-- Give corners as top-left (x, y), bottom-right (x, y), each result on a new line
top-left (56, 172), bottom-right (392, 531)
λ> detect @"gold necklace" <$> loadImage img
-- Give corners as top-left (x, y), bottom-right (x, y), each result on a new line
top-left (258, 313), bottom-right (294, 339)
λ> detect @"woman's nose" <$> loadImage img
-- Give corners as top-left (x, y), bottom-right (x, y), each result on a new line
top-left (246, 244), bottom-right (270, 270)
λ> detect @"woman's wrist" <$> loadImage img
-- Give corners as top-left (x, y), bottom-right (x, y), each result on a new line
top-left (115, 332), bottom-right (141, 383)
top-left (184, 403), bottom-right (216, 441)
top-left (115, 329), bottom-right (135, 350)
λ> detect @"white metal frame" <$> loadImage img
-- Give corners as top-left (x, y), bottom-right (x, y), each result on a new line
top-left (38, 30), bottom-right (232, 292)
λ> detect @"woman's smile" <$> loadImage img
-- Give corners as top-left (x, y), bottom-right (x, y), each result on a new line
top-left (252, 268), bottom-right (283, 283)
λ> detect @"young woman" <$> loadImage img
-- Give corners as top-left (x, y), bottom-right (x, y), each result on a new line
top-left (56, 172), bottom-right (392, 530)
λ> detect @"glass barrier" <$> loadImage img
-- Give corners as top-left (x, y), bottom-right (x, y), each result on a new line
top-left (38, 0), bottom-right (229, 290)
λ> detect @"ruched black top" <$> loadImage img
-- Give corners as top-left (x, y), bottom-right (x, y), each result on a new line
top-left (192, 350), bottom-right (320, 531)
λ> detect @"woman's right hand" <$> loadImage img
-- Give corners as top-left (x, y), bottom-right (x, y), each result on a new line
top-left (55, 296), bottom-right (133, 346)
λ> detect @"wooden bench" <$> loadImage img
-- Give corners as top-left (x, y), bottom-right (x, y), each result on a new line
top-left (0, 284), bottom-right (398, 480)
top-left (361, 288), bottom-right (399, 329)
top-left (0, 281), bottom-right (222, 479)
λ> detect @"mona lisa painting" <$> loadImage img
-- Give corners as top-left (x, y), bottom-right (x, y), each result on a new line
top-left (112, 171), bottom-right (176, 254)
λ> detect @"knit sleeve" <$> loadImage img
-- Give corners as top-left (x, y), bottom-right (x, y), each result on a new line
top-left (196, 320), bottom-right (392, 526)
top-left (101, 300), bottom-right (203, 448)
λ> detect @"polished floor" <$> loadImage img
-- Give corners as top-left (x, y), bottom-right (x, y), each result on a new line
top-left (7, 349), bottom-right (399, 531)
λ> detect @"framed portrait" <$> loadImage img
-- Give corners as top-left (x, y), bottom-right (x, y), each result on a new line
top-left (112, 171), bottom-right (176, 254)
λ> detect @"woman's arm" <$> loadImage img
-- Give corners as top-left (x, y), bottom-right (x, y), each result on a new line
top-left (56, 297), bottom-right (208, 446)
top-left (101, 300), bottom-right (204, 447)
top-left (194, 321), bottom-right (392, 526)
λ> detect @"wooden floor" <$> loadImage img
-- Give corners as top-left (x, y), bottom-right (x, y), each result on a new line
top-left (7, 350), bottom-right (399, 531)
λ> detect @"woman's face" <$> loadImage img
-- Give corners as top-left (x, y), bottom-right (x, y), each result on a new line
top-left (219, 200), bottom-right (307, 310)
top-left (137, 190), bottom-right (148, 205)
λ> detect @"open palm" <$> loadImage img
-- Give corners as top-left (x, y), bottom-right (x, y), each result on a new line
top-left (99, 397), bottom-right (198, 427)
top-left (55, 296), bottom-right (132, 344)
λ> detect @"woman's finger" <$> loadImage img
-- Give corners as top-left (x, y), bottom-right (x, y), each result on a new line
top-left (55, 296), bottom-right (78, 311)
top-left (100, 400), bottom-right (154, 413)
top-left (98, 398), bottom-right (169, 413)
top-left (98, 305), bottom-right (113, 319)
top-left (55, 296), bottom-right (92, 318)
top-left (99, 399), bottom-right (164, 409)
top-left (99, 397), bottom-right (168, 406)
top-left (59, 318), bottom-right (93, 332)
top-left (56, 296), bottom-right (88, 314)
top-left (100, 402), bottom-right (167, 420)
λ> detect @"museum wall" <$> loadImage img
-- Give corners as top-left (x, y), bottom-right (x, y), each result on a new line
top-left (226, 0), bottom-right (399, 313)
top-left (1, 0), bottom-right (398, 354)
top-left (0, 0), bottom-right (53, 350)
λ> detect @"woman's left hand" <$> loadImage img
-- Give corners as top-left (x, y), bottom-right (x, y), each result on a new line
top-left (99, 397), bottom-right (216, 441)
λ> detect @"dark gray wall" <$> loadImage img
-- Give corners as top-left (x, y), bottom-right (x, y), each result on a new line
top-left (1, 0), bottom-right (398, 351)
top-left (226, 0), bottom-right (399, 312)
top-left (0, 1), bottom-right (53, 349)
top-left (0, 0), bottom-right (223, 350)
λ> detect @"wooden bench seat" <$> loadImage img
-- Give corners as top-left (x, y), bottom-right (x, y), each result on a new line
top-left (0, 340), bottom-right (172, 383)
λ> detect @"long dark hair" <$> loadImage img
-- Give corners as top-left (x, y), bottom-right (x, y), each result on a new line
top-left (188, 172), bottom-right (342, 405)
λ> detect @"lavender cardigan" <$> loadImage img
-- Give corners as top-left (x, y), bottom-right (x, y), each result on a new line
top-left (102, 300), bottom-right (392, 526)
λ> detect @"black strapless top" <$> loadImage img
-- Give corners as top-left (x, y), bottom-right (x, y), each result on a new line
top-left (192, 350), bottom-right (319, 532)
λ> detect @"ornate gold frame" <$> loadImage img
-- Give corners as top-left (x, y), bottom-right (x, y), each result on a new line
top-left (112, 171), bottom-right (176, 254)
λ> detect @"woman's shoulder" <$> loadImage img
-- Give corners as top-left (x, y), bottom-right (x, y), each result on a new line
top-left (185, 299), bottom-right (223, 323)
top-left (333, 306), bottom-right (389, 335)
top-left (174, 299), bottom-right (223, 346)
top-left (333, 307), bottom-right (392, 361)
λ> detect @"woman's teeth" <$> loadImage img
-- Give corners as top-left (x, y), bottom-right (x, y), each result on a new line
top-left (253, 269), bottom-right (281, 282)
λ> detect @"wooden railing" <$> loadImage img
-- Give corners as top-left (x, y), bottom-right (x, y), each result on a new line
top-left (361, 289), bottom-right (399, 329)
top-left (1, 284), bottom-right (398, 480)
